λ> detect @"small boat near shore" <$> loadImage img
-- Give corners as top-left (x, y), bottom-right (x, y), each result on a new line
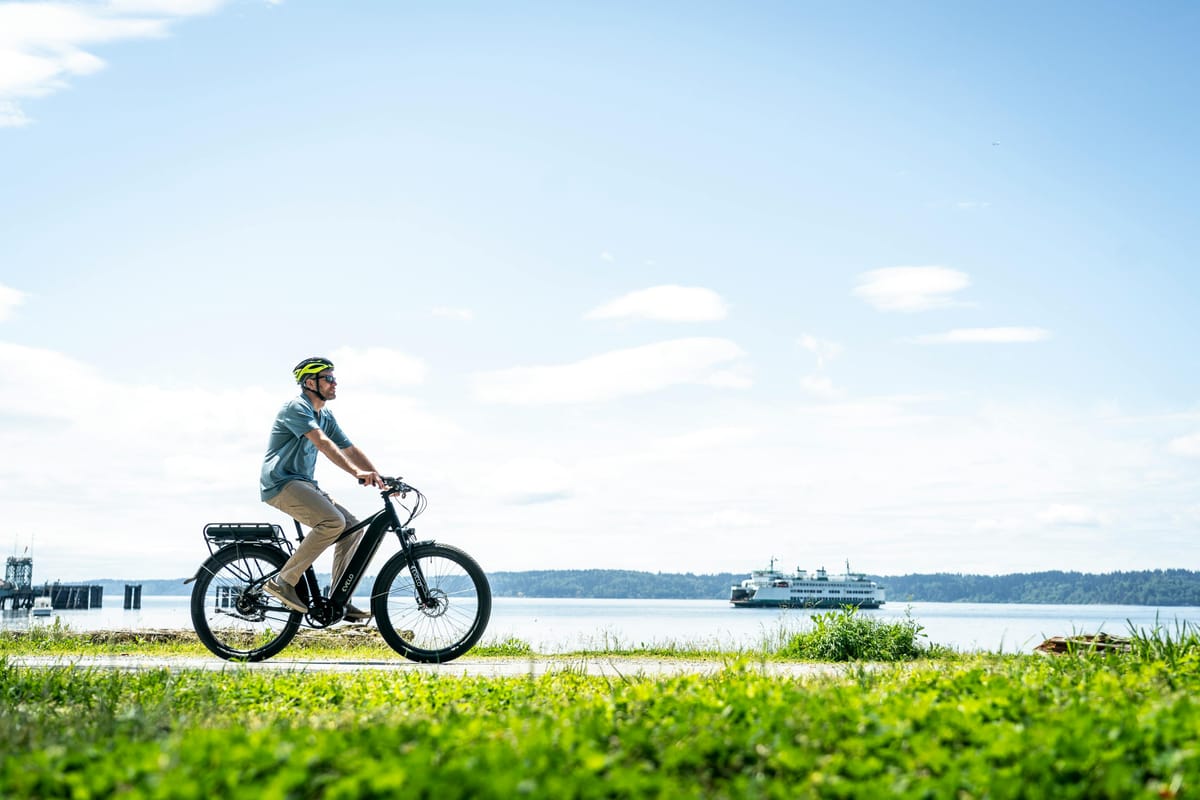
top-left (31, 597), bottom-right (53, 617)
top-left (730, 559), bottom-right (885, 609)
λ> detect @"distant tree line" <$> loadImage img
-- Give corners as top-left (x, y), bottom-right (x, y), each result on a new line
top-left (879, 570), bottom-right (1200, 606)
top-left (486, 570), bottom-right (744, 600)
top-left (96, 568), bottom-right (1200, 606)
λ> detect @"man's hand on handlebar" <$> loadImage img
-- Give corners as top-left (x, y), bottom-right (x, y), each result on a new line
top-left (356, 470), bottom-right (385, 489)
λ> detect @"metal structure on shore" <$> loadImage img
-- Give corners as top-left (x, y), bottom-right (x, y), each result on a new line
top-left (0, 556), bottom-right (104, 611)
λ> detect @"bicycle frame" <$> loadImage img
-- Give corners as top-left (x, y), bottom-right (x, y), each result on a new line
top-left (289, 486), bottom-right (431, 626)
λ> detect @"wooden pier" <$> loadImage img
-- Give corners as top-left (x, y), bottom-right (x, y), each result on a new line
top-left (44, 582), bottom-right (104, 609)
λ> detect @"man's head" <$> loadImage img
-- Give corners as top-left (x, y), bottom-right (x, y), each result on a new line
top-left (293, 356), bottom-right (337, 401)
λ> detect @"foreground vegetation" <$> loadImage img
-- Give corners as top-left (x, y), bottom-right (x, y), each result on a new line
top-left (3, 645), bottom-right (1198, 797)
top-left (2, 616), bottom-right (1199, 797)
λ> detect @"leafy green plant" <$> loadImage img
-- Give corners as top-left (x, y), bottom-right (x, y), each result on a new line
top-left (776, 606), bottom-right (950, 661)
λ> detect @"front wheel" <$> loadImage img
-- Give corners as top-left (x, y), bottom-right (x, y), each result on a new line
top-left (190, 543), bottom-right (301, 661)
top-left (371, 543), bottom-right (491, 663)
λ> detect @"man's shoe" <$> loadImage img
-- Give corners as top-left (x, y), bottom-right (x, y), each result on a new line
top-left (343, 604), bottom-right (372, 622)
top-left (264, 578), bottom-right (307, 613)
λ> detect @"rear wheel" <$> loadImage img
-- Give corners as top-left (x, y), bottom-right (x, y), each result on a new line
top-left (371, 543), bottom-right (491, 663)
top-left (190, 543), bottom-right (301, 661)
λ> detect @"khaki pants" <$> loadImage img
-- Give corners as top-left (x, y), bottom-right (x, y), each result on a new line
top-left (265, 480), bottom-right (364, 588)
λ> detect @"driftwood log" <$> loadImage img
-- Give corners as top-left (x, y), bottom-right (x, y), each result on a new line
top-left (1034, 632), bottom-right (1131, 655)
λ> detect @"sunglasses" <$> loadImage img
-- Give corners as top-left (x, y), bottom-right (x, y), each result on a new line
top-left (318, 375), bottom-right (337, 384)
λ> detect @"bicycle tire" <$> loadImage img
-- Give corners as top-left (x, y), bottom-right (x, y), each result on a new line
top-left (371, 542), bottom-right (491, 663)
top-left (190, 543), bottom-right (302, 661)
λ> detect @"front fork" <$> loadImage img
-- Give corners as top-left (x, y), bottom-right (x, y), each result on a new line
top-left (394, 524), bottom-right (436, 607)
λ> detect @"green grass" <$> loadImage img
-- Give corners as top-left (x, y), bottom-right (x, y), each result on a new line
top-left (3, 643), bottom-right (1199, 798)
top-left (1128, 617), bottom-right (1200, 668)
top-left (0, 619), bottom-right (534, 660)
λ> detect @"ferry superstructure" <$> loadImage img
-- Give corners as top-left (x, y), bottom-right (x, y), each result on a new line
top-left (729, 559), bottom-right (885, 609)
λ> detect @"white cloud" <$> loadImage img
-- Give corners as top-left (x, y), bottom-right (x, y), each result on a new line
top-left (0, 339), bottom-right (277, 487)
top-left (699, 509), bottom-right (771, 529)
top-left (794, 395), bottom-right (935, 429)
top-left (853, 266), bottom-right (970, 312)
top-left (798, 334), bottom-right (842, 368)
top-left (473, 337), bottom-right (747, 405)
top-left (703, 367), bottom-right (753, 389)
top-left (431, 306), bottom-right (473, 321)
top-left (108, 1), bottom-right (228, 13)
top-left (481, 457), bottom-right (573, 505)
top-left (585, 285), bottom-right (728, 322)
top-left (0, 99), bottom-right (30, 127)
top-left (652, 426), bottom-right (757, 454)
top-left (0, 284), bottom-right (27, 320)
top-left (909, 327), bottom-right (1052, 345)
top-left (1038, 504), bottom-right (1107, 527)
top-left (0, 0), bottom-right (226, 125)
top-left (1168, 433), bottom-right (1200, 457)
top-left (329, 346), bottom-right (426, 391)
top-left (800, 374), bottom-right (840, 398)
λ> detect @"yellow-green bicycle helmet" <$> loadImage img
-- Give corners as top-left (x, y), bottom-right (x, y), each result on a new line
top-left (293, 356), bottom-right (334, 383)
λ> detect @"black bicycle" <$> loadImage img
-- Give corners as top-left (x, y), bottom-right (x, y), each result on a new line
top-left (188, 477), bottom-right (491, 663)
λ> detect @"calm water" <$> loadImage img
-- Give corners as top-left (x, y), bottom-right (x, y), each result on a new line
top-left (5, 596), bottom-right (1200, 654)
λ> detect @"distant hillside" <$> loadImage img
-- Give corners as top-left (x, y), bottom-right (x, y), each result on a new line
top-left (486, 570), bottom-right (744, 600)
top-left (89, 568), bottom-right (1200, 606)
top-left (878, 570), bottom-right (1200, 606)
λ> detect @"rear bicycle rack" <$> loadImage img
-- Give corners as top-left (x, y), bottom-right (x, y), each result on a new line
top-left (202, 523), bottom-right (294, 558)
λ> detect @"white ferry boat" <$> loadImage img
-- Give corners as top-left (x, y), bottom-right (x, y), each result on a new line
top-left (31, 596), bottom-right (53, 617)
top-left (730, 559), bottom-right (885, 609)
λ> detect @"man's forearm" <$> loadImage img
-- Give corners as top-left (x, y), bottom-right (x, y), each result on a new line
top-left (342, 445), bottom-right (379, 474)
top-left (315, 438), bottom-right (364, 477)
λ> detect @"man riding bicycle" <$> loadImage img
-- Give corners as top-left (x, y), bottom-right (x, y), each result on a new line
top-left (260, 356), bottom-right (385, 620)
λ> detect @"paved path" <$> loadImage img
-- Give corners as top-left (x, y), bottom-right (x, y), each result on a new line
top-left (7, 654), bottom-right (858, 678)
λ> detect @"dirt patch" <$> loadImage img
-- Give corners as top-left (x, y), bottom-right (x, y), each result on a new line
top-left (81, 629), bottom-right (199, 645)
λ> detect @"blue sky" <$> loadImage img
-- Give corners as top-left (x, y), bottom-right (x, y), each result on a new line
top-left (1, 0), bottom-right (1198, 582)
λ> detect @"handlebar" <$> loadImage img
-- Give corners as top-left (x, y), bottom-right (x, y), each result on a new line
top-left (381, 476), bottom-right (413, 495)
top-left (357, 475), bottom-right (425, 524)
top-left (357, 475), bottom-right (413, 494)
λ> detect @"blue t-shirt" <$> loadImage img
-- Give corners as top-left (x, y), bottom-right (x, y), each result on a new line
top-left (260, 394), bottom-right (353, 501)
